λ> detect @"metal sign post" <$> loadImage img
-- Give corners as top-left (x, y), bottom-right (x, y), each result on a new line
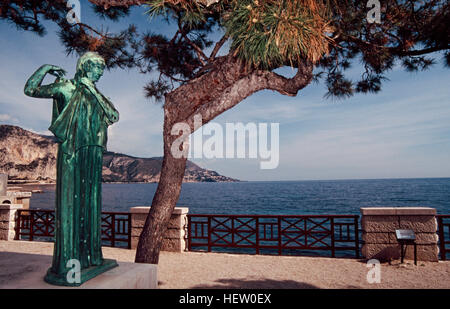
top-left (395, 229), bottom-right (417, 265)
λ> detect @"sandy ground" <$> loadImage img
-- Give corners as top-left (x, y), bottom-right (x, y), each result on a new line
top-left (1, 240), bottom-right (449, 289)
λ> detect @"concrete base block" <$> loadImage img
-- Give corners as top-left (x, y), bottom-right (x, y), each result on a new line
top-left (0, 251), bottom-right (157, 289)
top-left (80, 262), bottom-right (158, 289)
top-left (130, 206), bottom-right (188, 252)
top-left (360, 207), bottom-right (439, 262)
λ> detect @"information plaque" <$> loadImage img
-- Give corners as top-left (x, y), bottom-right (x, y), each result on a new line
top-left (395, 229), bottom-right (417, 265)
top-left (395, 229), bottom-right (416, 241)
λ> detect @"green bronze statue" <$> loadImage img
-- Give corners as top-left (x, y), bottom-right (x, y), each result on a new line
top-left (24, 52), bottom-right (119, 286)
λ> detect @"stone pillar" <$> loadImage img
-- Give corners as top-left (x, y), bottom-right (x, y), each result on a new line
top-left (0, 174), bottom-right (7, 196)
top-left (361, 207), bottom-right (439, 262)
top-left (0, 203), bottom-right (23, 241)
top-left (7, 192), bottom-right (32, 209)
top-left (0, 178), bottom-right (31, 209)
top-left (130, 206), bottom-right (189, 252)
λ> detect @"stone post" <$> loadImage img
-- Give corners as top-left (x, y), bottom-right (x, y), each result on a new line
top-left (0, 173), bottom-right (11, 206)
top-left (361, 207), bottom-right (439, 262)
top-left (0, 174), bottom-right (7, 196)
top-left (0, 203), bottom-right (23, 241)
top-left (6, 192), bottom-right (32, 209)
top-left (130, 206), bottom-right (189, 252)
top-left (0, 175), bottom-right (31, 209)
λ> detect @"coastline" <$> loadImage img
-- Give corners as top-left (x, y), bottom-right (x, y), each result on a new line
top-left (10, 179), bottom-right (243, 191)
top-left (13, 179), bottom-right (242, 186)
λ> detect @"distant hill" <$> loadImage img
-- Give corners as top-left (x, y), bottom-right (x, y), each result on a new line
top-left (0, 125), bottom-right (239, 183)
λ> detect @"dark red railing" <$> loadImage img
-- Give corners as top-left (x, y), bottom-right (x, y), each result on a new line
top-left (16, 209), bottom-right (131, 249)
top-left (18, 209), bottom-right (448, 260)
top-left (101, 211), bottom-right (132, 249)
top-left (16, 209), bottom-right (55, 241)
top-left (437, 215), bottom-right (450, 261)
top-left (187, 214), bottom-right (360, 258)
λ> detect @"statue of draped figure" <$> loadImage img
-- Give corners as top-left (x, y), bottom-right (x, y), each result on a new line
top-left (24, 52), bottom-right (119, 286)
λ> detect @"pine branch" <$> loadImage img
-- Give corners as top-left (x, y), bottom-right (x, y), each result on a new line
top-left (70, 23), bottom-right (122, 41)
top-left (209, 34), bottom-right (229, 60)
top-left (177, 19), bottom-right (209, 66)
top-left (88, 0), bottom-right (146, 9)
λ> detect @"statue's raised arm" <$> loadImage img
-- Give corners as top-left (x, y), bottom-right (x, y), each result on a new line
top-left (24, 64), bottom-right (66, 98)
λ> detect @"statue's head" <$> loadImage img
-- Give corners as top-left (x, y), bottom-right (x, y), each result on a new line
top-left (75, 51), bottom-right (106, 83)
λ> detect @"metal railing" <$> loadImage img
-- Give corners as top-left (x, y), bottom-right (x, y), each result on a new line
top-left (437, 215), bottom-right (450, 261)
top-left (15, 209), bottom-right (131, 249)
top-left (187, 214), bottom-right (360, 258)
top-left (16, 209), bottom-right (450, 261)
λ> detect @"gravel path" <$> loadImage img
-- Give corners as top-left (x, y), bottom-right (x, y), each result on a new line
top-left (1, 240), bottom-right (449, 289)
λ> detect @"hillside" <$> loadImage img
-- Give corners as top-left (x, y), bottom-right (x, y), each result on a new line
top-left (0, 125), bottom-right (238, 183)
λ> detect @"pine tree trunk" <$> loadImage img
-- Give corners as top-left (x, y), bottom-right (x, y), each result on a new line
top-left (134, 106), bottom-right (187, 264)
top-left (134, 56), bottom-right (247, 264)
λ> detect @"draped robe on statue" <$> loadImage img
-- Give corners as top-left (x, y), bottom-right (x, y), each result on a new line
top-left (45, 78), bottom-right (119, 282)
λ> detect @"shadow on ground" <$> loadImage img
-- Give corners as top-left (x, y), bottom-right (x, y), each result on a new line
top-left (0, 251), bottom-right (51, 287)
top-left (190, 278), bottom-right (319, 289)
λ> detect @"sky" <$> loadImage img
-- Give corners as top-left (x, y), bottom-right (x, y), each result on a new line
top-left (1, 1), bottom-right (450, 181)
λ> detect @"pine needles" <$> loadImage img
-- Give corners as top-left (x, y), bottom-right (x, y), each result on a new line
top-left (223, 0), bottom-right (333, 69)
top-left (146, 0), bottom-right (333, 69)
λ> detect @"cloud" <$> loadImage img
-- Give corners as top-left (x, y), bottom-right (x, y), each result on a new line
top-left (274, 90), bottom-right (450, 180)
top-left (0, 113), bottom-right (18, 123)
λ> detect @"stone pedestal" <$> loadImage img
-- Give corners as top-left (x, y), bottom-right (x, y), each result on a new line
top-left (361, 207), bottom-right (439, 262)
top-left (0, 203), bottom-right (23, 240)
top-left (130, 206), bottom-right (188, 252)
top-left (44, 259), bottom-right (119, 287)
top-left (81, 261), bottom-right (157, 289)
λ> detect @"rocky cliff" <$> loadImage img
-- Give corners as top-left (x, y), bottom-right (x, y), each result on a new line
top-left (0, 125), bottom-right (238, 183)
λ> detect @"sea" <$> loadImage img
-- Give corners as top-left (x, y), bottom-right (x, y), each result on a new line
top-left (24, 178), bottom-right (450, 215)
